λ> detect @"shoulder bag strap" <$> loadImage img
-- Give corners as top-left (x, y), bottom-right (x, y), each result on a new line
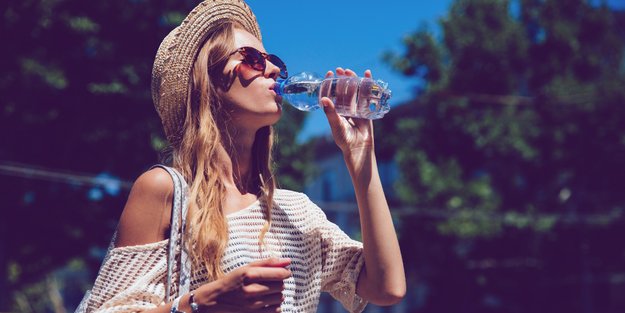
top-left (149, 164), bottom-right (192, 302)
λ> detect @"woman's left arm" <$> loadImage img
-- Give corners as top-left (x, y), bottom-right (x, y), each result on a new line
top-left (321, 67), bottom-right (406, 306)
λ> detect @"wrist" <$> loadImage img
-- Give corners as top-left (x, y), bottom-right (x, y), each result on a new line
top-left (343, 145), bottom-right (374, 163)
top-left (343, 146), bottom-right (375, 169)
top-left (341, 143), bottom-right (373, 155)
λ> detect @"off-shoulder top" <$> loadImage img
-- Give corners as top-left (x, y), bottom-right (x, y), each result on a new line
top-left (85, 189), bottom-right (366, 313)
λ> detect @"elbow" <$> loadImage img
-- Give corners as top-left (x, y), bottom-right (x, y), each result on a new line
top-left (368, 283), bottom-right (406, 306)
top-left (389, 285), bottom-right (407, 304)
top-left (358, 265), bottom-right (407, 306)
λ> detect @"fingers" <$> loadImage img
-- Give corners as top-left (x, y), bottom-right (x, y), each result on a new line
top-left (248, 257), bottom-right (291, 268)
top-left (244, 258), bottom-right (291, 283)
top-left (243, 267), bottom-right (291, 284)
top-left (210, 302), bottom-right (282, 313)
top-left (258, 293), bottom-right (285, 307)
top-left (216, 260), bottom-right (290, 312)
top-left (333, 67), bottom-right (373, 78)
top-left (344, 68), bottom-right (356, 77)
top-left (220, 280), bottom-right (286, 311)
top-left (336, 67), bottom-right (354, 77)
top-left (242, 292), bottom-right (285, 310)
top-left (259, 304), bottom-right (282, 313)
top-left (220, 272), bottom-right (287, 311)
top-left (243, 281), bottom-right (285, 297)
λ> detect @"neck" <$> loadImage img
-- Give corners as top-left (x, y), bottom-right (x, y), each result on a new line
top-left (217, 127), bottom-right (257, 194)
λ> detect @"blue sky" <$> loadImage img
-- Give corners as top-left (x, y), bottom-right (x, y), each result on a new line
top-left (246, 0), bottom-right (625, 142)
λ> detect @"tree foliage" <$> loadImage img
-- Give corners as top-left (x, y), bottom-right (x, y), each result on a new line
top-left (382, 0), bottom-right (625, 311)
top-left (0, 0), bottom-right (310, 310)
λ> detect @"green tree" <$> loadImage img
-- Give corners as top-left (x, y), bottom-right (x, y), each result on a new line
top-left (383, 0), bottom-right (625, 312)
top-left (273, 105), bottom-right (316, 192)
top-left (0, 0), bottom-right (310, 311)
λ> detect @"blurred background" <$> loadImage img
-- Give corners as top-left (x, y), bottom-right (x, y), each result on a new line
top-left (2, 0), bottom-right (625, 312)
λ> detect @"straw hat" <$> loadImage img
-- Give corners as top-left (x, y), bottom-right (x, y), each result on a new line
top-left (151, 0), bottom-right (262, 146)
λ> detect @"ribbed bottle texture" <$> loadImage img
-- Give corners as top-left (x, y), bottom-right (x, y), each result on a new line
top-left (274, 72), bottom-right (391, 119)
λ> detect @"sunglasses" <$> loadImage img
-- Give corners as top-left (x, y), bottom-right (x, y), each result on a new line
top-left (231, 46), bottom-right (288, 79)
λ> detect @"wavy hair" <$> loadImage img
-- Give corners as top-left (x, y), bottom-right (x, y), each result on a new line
top-left (170, 21), bottom-right (275, 280)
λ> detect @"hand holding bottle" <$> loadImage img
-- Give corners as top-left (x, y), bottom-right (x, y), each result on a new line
top-left (321, 68), bottom-right (376, 155)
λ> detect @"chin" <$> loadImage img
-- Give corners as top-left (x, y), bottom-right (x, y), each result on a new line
top-left (265, 110), bottom-right (282, 126)
top-left (266, 100), bottom-right (283, 120)
top-left (249, 108), bottom-right (282, 128)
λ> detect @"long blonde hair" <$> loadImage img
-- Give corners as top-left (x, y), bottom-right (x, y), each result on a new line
top-left (170, 21), bottom-right (275, 280)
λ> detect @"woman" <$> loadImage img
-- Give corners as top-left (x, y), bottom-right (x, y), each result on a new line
top-left (83, 1), bottom-right (405, 312)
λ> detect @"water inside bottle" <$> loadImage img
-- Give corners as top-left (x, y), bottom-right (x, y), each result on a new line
top-left (319, 77), bottom-right (390, 119)
top-left (276, 74), bottom-right (391, 119)
top-left (281, 82), bottom-right (320, 111)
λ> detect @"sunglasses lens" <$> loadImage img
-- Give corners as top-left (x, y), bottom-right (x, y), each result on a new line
top-left (238, 47), bottom-right (288, 78)
top-left (268, 55), bottom-right (288, 78)
top-left (242, 48), bottom-right (266, 71)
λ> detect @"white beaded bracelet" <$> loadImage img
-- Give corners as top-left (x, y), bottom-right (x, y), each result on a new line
top-left (170, 295), bottom-right (184, 313)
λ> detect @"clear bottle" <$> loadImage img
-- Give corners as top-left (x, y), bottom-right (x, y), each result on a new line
top-left (274, 72), bottom-right (392, 119)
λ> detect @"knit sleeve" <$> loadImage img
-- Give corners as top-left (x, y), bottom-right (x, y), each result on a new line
top-left (306, 197), bottom-right (367, 313)
top-left (85, 240), bottom-right (171, 313)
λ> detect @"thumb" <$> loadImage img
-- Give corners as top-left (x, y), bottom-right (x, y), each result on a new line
top-left (248, 257), bottom-right (291, 268)
top-left (321, 97), bottom-right (341, 128)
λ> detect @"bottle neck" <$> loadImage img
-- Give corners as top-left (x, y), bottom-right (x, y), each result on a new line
top-left (273, 80), bottom-right (285, 96)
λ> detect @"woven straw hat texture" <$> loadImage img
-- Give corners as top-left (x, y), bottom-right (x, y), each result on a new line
top-left (151, 0), bottom-right (262, 145)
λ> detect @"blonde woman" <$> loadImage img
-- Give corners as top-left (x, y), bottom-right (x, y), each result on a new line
top-left (82, 1), bottom-right (405, 312)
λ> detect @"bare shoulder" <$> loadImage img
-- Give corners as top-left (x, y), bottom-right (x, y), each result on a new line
top-left (115, 167), bottom-right (174, 247)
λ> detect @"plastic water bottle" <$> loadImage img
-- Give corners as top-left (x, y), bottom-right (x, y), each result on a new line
top-left (273, 72), bottom-right (391, 119)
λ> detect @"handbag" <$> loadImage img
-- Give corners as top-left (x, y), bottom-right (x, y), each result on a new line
top-left (74, 165), bottom-right (192, 312)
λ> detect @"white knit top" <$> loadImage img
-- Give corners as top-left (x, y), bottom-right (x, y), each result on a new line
top-left (85, 189), bottom-right (367, 313)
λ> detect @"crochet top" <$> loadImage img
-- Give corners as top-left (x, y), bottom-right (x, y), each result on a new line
top-left (85, 189), bottom-right (367, 313)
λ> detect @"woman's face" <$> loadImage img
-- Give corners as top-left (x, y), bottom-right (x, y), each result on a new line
top-left (217, 28), bottom-right (283, 131)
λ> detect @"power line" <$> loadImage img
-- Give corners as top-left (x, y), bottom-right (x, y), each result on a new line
top-left (0, 161), bottom-right (133, 190)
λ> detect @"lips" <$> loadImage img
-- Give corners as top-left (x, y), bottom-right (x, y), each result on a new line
top-left (268, 83), bottom-right (279, 97)
top-left (267, 81), bottom-right (282, 104)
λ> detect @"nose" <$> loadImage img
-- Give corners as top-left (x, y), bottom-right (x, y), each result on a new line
top-left (264, 60), bottom-right (281, 80)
